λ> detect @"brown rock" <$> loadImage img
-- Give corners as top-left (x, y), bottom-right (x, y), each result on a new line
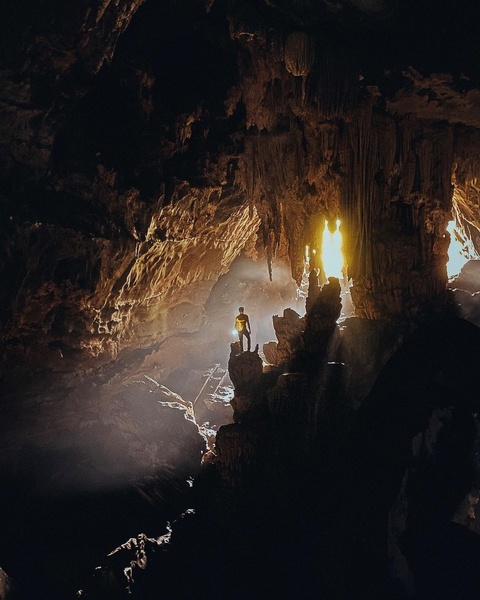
top-left (303, 277), bottom-right (342, 355)
top-left (228, 346), bottom-right (263, 395)
top-left (272, 308), bottom-right (305, 369)
top-left (262, 340), bottom-right (278, 366)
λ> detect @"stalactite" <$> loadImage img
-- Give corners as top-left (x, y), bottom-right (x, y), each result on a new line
top-left (342, 99), bottom-right (378, 281)
top-left (284, 31), bottom-right (315, 77)
top-left (267, 28), bottom-right (285, 63)
top-left (306, 53), bottom-right (360, 119)
top-left (338, 111), bottom-right (453, 316)
top-left (263, 78), bottom-right (284, 116)
top-left (241, 125), bottom-right (308, 280)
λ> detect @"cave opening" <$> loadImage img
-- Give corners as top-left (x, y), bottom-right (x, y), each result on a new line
top-left (446, 218), bottom-right (478, 280)
top-left (321, 219), bottom-right (344, 278)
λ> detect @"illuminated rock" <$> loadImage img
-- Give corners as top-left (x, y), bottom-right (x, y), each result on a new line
top-left (272, 308), bottom-right (305, 369)
top-left (284, 31), bottom-right (315, 77)
top-left (262, 340), bottom-right (279, 366)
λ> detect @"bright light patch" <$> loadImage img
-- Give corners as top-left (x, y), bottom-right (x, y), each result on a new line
top-left (231, 329), bottom-right (237, 336)
top-left (321, 219), bottom-right (345, 279)
top-left (447, 220), bottom-right (470, 279)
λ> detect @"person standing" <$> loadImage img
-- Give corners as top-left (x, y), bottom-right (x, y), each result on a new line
top-left (235, 307), bottom-right (251, 352)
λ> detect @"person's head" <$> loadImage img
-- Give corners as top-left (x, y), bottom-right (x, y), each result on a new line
top-left (238, 307), bottom-right (244, 313)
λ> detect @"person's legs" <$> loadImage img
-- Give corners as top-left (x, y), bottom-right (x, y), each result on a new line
top-left (238, 330), bottom-right (244, 352)
top-left (246, 331), bottom-right (251, 351)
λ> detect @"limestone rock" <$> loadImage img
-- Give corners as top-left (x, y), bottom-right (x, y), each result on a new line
top-left (267, 372), bottom-right (310, 422)
top-left (284, 31), bottom-right (315, 77)
top-left (215, 423), bottom-right (261, 487)
top-left (272, 308), bottom-right (305, 369)
top-left (230, 394), bottom-right (266, 424)
top-left (228, 346), bottom-right (263, 395)
top-left (262, 340), bottom-right (278, 366)
top-left (303, 276), bottom-right (342, 355)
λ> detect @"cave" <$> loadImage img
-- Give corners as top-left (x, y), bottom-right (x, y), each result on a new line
top-left (2, 1), bottom-right (480, 599)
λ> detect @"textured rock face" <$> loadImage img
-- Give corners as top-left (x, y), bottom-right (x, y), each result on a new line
top-left (0, 1), bottom-right (259, 368)
top-left (228, 345), bottom-right (264, 395)
top-left (2, 0), bottom-right (480, 369)
top-left (226, 6), bottom-right (463, 319)
top-left (1, 188), bottom-right (258, 368)
top-left (272, 308), bottom-right (305, 368)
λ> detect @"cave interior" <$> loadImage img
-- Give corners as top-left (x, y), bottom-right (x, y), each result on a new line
top-left (3, 1), bottom-right (480, 599)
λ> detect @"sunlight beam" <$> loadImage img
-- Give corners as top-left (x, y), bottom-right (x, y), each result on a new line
top-left (321, 219), bottom-right (345, 279)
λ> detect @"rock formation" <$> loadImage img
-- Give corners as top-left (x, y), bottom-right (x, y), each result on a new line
top-left (2, 0), bottom-right (480, 370)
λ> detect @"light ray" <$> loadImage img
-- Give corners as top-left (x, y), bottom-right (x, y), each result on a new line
top-left (321, 219), bottom-right (345, 279)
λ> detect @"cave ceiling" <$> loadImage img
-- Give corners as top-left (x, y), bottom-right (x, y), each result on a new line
top-left (1, 0), bottom-right (480, 367)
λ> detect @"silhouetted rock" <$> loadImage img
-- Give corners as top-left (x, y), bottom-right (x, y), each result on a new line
top-left (304, 276), bottom-right (342, 355)
top-left (272, 308), bottom-right (305, 369)
top-left (228, 346), bottom-right (263, 395)
top-left (215, 423), bottom-right (261, 488)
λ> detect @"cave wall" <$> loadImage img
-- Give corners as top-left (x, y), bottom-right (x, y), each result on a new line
top-left (2, 0), bottom-right (480, 366)
top-left (226, 6), bottom-right (467, 319)
top-left (0, 1), bottom-right (261, 368)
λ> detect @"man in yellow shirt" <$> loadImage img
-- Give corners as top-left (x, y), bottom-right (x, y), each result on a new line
top-left (235, 307), bottom-right (251, 352)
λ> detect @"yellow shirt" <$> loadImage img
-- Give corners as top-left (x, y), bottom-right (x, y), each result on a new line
top-left (235, 314), bottom-right (249, 332)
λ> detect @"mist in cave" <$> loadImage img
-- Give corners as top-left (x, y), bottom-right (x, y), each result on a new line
top-left (0, 252), bottom-right (302, 599)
